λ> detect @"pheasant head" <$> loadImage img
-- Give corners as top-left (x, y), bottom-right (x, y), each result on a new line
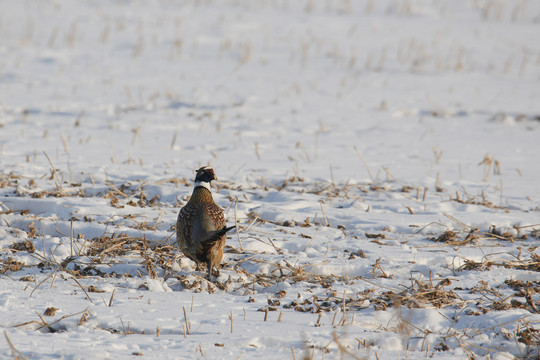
top-left (194, 166), bottom-right (217, 191)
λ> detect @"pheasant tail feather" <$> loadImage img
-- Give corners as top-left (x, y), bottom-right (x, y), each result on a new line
top-left (205, 225), bottom-right (236, 244)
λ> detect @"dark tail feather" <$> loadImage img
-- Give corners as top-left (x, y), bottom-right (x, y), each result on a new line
top-left (222, 225), bottom-right (236, 234)
top-left (206, 225), bottom-right (236, 244)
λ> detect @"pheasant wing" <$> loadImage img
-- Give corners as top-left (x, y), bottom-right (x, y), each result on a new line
top-left (191, 203), bottom-right (226, 260)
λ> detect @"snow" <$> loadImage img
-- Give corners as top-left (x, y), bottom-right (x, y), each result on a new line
top-left (1, 0), bottom-right (539, 359)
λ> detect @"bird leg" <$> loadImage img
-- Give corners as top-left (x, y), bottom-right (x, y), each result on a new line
top-left (206, 260), bottom-right (213, 281)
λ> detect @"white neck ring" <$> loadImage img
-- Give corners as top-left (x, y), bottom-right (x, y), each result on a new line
top-left (194, 181), bottom-right (212, 192)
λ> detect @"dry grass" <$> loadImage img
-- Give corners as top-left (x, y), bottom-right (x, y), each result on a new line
top-left (1, 167), bottom-right (538, 359)
top-left (431, 225), bottom-right (536, 245)
top-left (4, 331), bottom-right (28, 360)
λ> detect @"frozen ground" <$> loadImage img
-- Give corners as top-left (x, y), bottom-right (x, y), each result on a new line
top-left (1, 0), bottom-right (539, 359)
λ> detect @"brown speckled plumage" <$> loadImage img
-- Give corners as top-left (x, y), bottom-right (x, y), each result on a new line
top-left (176, 167), bottom-right (235, 280)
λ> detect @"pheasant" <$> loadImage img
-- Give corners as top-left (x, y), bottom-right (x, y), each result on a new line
top-left (176, 167), bottom-right (235, 280)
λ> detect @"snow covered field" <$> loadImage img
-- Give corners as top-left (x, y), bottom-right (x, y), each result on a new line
top-left (1, 0), bottom-right (539, 358)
